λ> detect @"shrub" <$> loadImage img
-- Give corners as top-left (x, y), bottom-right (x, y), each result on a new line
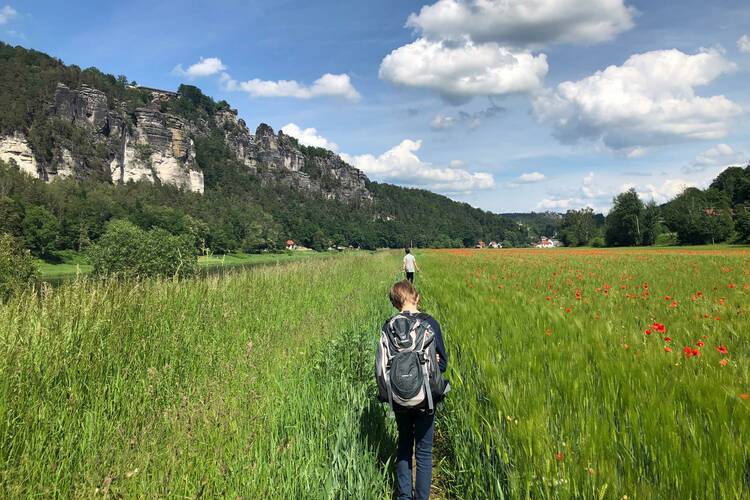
top-left (88, 220), bottom-right (198, 278)
top-left (0, 233), bottom-right (38, 300)
top-left (590, 236), bottom-right (605, 248)
top-left (655, 232), bottom-right (678, 246)
top-left (22, 205), bottom-right (60, 258)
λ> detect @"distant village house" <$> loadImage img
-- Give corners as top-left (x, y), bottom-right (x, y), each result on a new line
top-left (534, 237), bottom-right (560, 248)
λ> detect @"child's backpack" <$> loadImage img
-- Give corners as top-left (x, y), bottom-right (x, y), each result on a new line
top-left (375, 312), bottom-right (449, 411)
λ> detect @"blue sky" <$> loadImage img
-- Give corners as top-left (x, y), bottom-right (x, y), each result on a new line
top-left (2, 0), bottom-right (750, 213)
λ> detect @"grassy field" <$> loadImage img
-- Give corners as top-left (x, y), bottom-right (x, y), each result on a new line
top-left (419, 247), bottom-right (750, 499)
top-left (3, 247), bottom-right (749, 498)
top-left (1, 252), bottom-right (401, 497)
top-left (35, 250), bottom-right (331, 280)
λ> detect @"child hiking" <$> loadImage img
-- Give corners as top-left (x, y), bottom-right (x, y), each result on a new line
top-left (403, 248), bottom-right (419, 282)
top-left (376, 280), bottom-right (449, 500)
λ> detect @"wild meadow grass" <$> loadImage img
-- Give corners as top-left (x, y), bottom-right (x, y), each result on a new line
top-left (0, 252), bottom-right (398, 498)
top-left (421, 248), bottom-right (750, 499)
top-left (6, 247), bottom-right (750, 498)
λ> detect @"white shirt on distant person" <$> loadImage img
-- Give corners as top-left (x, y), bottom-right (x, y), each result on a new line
top-left (404, 254), bottom-right (416, 273)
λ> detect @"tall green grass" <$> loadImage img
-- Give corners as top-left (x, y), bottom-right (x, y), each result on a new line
top-left (0, 253), bottom-right (397, 497)
top-left (421, 249), bottom-right (750, 499)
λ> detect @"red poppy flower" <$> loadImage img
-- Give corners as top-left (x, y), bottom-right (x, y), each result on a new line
top-left (716, 345), bottom-right (728, 354)
top-left (664, 337), bottom-right (672, 342)
top-left (739, 393), bottom-right (750, 401)
top-left (692, 348), bottom-right (701, 357)
top-left (670, 301), bottom-right (679, 308)
top-left (697, 341), bottom-right (705, 348)
top-left (565, 307), bottom-right (572, 313)
top-left (719, 359), bottom-right (728, 367)
top-left (652, 323), bottom-right (667, 333)
top-left (555, 451), bottom-right (564, 462)
top-left (644, 329), bottom-right (652, 335)
top-left (664, 295), bottom-right (671, 300)
top-left (683, 346), bottom-right (693, 357)
top-left (664, 346), bottom-right (672, 352)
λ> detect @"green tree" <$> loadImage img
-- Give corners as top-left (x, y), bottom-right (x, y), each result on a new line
top-left (605, 189), bottom-right (644, 247)
top-left (735, 207), bottom-right (750, 243)
top-left (0, 233), bottom-right (38, 301)
top-left (0, 196), bottom-right (24, 236)
top-left (709, 166), bottom-right (750, 207)
top-left (310, 230), bottom-right (329, 252)
top-left (558, 208), bottom-right (596, 246)
top-left (88, 220), bottom-right (197, 278)
top-left (662, 188), bottom-right (734, 244)
top-left (22, 205), bottom-right (60, 257)
top-left (640, 201), bottom-right (661, 246)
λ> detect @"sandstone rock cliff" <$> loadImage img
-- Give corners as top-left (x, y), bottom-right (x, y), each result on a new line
top-left (1, 82), bottom-right (371, 203)
top-left (0, 133), bottom-right (38, 177)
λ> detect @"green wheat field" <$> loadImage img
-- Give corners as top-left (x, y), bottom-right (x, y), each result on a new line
top-left (1, 248), bottom-right (749, 498)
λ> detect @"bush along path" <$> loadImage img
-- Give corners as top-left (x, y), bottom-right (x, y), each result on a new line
top-left (0, 252), bottom-right (401, 497)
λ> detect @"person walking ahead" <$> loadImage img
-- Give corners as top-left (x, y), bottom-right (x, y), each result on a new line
top-left (403, 248), bottom-right (420, 282)
top-left (375, 280), bottom-right (449, 500)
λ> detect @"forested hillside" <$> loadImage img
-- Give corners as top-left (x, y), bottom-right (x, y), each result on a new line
top-left (0, 42), bottom-right (527, 256)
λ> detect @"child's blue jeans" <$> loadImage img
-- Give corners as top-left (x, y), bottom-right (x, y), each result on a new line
top-left (394, 410), bottom-right (435, 500)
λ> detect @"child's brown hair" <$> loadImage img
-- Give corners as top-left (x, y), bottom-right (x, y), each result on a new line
top-left (389, 280), bottom-right (418, 310)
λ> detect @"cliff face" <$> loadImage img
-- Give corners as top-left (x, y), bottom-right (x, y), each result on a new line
top-left (212, 108), bottom-right (371, 202)
top-left (0, 82), bottom-right (371, 202)
top-left (49, 83), bottom-right (204, 192)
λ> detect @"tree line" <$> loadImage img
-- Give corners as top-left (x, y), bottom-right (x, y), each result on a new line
top-left (555, 166), bottom-right (750, 247)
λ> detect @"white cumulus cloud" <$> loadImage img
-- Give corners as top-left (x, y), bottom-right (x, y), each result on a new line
top-left (407, 0), bottom-right (636, 49)
top-left (221, 72), bottom-right (360, 102)
top-left (341, 139), bottom-right (495, 194)
top-left (518, 172), bottom-right (546, 183)
top-left (637, 179), bottom-right (694, 204)
top-left (173, 57), bottom-right (227, 78)
top-left (683, 144), bottom-right (746, 173)
top-left (0, 5), bottom-right (17, 25)
top-left (536, 172), bottom-right (611, 211)
top-left (380, 38), bottom-right (548, 103)
top-left (280, 123), bottom-right (339, 151)
top-left (533, 48), bottom-right (741, 152)
top-left (738, 35), bottom-right (750, 54)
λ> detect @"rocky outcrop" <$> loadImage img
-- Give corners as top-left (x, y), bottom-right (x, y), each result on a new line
top-left (108, 107), bottom-right (204, 193)
top-left (44, 83), bottom-right (205, 193)
top-left (52, 83), bottom-right (113, 134)
top-left (0, 134), bottom-right (39, 177)
top-left (5, 82), bottom-right (370, 202)
top-left (249, 123), bottom-right (371, 203)
top-left (214, 108), bottom-right (257, 172)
